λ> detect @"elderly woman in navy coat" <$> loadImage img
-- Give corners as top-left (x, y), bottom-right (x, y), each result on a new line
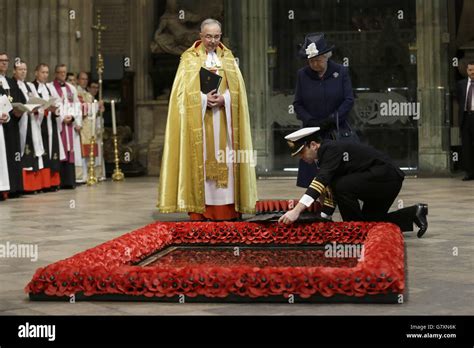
top-left (293, 33), bottom-right (355, 187)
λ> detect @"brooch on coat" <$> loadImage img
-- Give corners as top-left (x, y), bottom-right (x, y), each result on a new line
top-left (333, 72), bottom-right (339, 78)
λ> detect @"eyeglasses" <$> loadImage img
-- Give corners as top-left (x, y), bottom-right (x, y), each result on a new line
top-left (204, 34), bottom-right (221, 41)
top-left (0, 59), bottom-right (9, 63)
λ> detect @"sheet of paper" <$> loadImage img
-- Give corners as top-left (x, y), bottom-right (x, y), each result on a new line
top-left (26, 96), bottom-right (48, 106)
top-left (43, 97), bottom-right (59, 109)
top-left (12, 103), bottom-right (41, 113)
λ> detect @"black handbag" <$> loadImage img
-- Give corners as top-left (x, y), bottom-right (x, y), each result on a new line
top-left (332, 112), bottom-right (360, 143)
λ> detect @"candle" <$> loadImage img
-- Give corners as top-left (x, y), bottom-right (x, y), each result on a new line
top-left (111, 100), bottom-right (117, 135)
top-left (91, 101), bottom-right (97, 136)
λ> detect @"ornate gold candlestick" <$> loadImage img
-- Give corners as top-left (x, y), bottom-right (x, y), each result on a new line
top-left (92, 10), bottom-right (106, 117)
top-left (86, 135), bottom-right (98, 186)
top-left (112, 134), bottom-right (124, 181)
top-left (92, 10), bottom-right (107, 182)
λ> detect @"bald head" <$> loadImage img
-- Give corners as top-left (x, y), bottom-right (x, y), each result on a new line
top-left (77, 72), bottom-right (89, 89)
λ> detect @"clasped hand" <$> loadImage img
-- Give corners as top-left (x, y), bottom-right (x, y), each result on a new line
top-left (206, 89), bottom-right (224, 109)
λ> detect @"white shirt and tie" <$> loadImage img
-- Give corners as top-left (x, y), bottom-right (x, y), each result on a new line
top-left (465, 79), bottom-right (474, 112)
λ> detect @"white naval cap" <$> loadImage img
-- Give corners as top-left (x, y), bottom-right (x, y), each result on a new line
top-left (284, 127), bottom-right (320, 156)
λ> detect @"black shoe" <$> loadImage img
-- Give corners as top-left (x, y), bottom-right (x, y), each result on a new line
top-left (462, 175), bottom-right (474, 181)
top-left (414, 203), bottom-right (428, 238)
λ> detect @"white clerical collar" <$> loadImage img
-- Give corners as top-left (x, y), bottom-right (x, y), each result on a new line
top-left (205, 51), bottom-right (221, 68)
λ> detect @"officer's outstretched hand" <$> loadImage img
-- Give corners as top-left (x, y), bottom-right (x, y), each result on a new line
top-left (278, 203), bottom-right (306, 225)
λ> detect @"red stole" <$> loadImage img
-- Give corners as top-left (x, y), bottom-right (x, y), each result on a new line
top-left (53, 80), bottom-right (75, 163)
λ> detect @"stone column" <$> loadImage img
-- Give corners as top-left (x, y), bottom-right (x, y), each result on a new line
top-left (145, 100), bottom-right (170, 176)
top-left (130, 0), bottom-right (154, 103)
top-left (128, 0), bottom-right (156, 172)
top-left (58, 0), bottom-right (70, 67)
top-left (416, 0), bottom-right (450, 175)
top-left (79, 0), bottom-right (94, 73)
top-left (0, 0), bottom-right (93, 80)
top-left (237, 0), bottom-right (271, 173)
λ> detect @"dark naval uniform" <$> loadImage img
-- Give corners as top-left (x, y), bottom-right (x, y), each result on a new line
top-left (293, 60), bottom-right (355, 187)
top-left (304, 139), bottom-right (419, 232)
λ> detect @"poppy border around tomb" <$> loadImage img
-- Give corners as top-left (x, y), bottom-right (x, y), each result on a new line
top-left (25, 221), bottom-right (405, 303)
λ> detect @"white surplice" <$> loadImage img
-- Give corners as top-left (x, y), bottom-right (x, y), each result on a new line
top-left (0, 118), bottom-right (10, 191)
top-left (17, 81), bottom-right (45, 170)
top-left (200, 51), bottom-right (234, 205)
top-left (36, 82), bottom-right (66, 161)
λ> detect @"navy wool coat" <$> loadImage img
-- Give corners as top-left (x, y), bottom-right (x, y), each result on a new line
top-left (292, 60), bottom-right (355, 188)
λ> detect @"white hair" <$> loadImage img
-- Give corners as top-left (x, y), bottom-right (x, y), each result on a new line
top-left (200, 18), bottom-right (222, 32)
top-left (323, 51), bottom-right (333, 59)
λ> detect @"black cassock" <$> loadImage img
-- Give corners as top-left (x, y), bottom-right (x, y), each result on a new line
top-left (33, 81), bottom-right (61, 187)
top-left (1, 78), bottom-right (24, 195)
top-left (17, 81), bottom-right (39, 173)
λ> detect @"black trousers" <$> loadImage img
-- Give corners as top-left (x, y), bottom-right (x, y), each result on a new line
top-left (461, 112), bottom-right (474, 176)
top-left (331, 167), bottom-right (415, 232)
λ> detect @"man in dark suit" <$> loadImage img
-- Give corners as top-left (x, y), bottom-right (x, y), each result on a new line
top-left (457, 61), bottom-right (474, 181)
top-left (279, 128), bottom-right (428, 238)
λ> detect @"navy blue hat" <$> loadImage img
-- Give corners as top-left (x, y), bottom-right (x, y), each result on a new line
top-left (298, 33), bottom-right (335, 59)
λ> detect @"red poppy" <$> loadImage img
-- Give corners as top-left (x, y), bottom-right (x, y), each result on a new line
top-left (25, 221), bottom-right (404, 301)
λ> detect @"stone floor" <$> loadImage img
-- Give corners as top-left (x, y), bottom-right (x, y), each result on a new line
top-left (0, 176), bottom-right (473, 315)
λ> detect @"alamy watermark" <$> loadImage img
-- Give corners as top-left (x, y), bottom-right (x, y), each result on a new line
top-left (217, 149), bottom-right (257, 167)
top-left (0, 241), bottom-right (38, 262)
top-left (324, 242), bottom-right (364, 261)
top-left (380, 100), bottom-right (420, 120)
top-left (18, 322), bottom-right (55, 341)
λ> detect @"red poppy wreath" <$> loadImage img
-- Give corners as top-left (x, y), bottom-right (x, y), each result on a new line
top-left (25, 221), bottom-right (404, 301)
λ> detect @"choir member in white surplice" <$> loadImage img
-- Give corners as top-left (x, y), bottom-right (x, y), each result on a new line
top-left (48, 64), bottom-right (81, 189)
top-left (66, 72), bottom-right (86, 184)
top-left (13, 61), bottom-right (46, 193)
top-left (33, 63), bottom-right (64, 190)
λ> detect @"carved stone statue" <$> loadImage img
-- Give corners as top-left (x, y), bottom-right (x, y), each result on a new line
top-left (151, 0), bottom-right (200, 55)
top-left (150, 0), bottom-right (224, 98)
top-left (151, 0), bottom-right (224, 56)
